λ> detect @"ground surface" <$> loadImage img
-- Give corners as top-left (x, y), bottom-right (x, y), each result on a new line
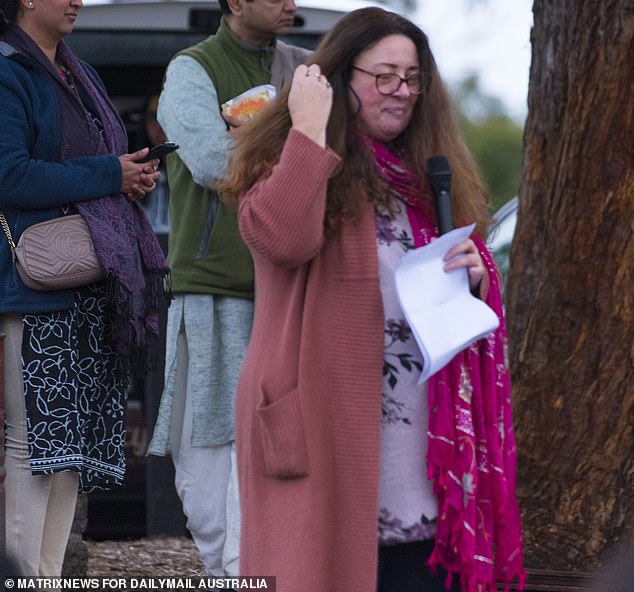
top-left (85, 537), bottom-right (205, 578)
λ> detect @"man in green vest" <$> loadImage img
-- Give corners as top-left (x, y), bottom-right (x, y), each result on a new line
top-left (147, 0), bottom-right (309, 577)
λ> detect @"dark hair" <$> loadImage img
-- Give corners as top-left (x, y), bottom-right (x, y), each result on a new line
top-left (0, 0), bottom-right (20, 31)
top-left (218, 0), bottom-right (253, 16)
top-left (221, 8), bottom-right (490, 235)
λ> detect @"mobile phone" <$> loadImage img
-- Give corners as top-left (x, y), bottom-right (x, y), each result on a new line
top-left (135, 142), bottom-right (179, 163)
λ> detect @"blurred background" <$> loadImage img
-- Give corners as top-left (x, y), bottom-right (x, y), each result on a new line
top-left (414, 0), bottom-right (532, 212)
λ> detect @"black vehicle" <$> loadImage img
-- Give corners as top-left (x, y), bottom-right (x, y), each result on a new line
top-left (70, 0), bottom-right (384, 149)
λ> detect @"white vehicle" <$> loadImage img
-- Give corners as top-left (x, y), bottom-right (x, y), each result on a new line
top-left (487, 196), bottom-right (518, 290)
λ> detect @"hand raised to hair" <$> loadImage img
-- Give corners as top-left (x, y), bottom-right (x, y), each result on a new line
top-left (288, 64), bottom-right (332, 148)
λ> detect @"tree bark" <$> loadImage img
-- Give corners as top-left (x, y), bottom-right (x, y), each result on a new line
top-left (506, 0), bottom-right (634, 571)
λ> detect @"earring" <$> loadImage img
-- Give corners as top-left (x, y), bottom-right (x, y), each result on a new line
top-left (27, 1), bottom-right (34, 7)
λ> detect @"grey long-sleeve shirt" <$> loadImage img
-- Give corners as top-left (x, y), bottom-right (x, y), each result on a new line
top-left (157, 55), bottom-right (232, 190)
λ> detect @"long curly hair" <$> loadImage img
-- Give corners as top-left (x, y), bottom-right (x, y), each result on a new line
top-left (0, 0), bottom-right (20, 31)
top-left (220, 7), bottom-right (491, 237)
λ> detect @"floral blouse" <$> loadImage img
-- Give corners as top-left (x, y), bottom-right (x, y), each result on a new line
top-left (376, 202), bottom-right (438, 545)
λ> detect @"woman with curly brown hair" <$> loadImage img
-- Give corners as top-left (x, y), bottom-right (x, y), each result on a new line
top-left (221, 7), bottom-right (524, 592)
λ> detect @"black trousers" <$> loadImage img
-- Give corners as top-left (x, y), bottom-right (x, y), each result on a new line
top-left (377, 540), bottom-right (460, 592)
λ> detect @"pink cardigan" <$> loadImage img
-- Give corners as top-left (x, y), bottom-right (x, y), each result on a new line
top-left (237, 130), bottom-right (385, 592)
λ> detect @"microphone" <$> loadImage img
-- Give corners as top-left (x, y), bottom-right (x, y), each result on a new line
top-left (426, 155), bottom-right (453, 235)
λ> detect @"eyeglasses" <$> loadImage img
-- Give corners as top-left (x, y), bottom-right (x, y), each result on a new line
top-left (352, 66), bottom-right (423, 96)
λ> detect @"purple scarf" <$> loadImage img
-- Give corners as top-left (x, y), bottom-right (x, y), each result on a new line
top-left (371, 139), bottom-right (526, 591)
top-left (5, 26), bottom-right (169, 372)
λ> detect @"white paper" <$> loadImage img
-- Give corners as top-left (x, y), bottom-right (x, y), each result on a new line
top-left (395, 224), bottom-right (500, 383)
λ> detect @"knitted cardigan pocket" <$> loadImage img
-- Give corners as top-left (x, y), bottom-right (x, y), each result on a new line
top-left (257, 386), bottom-right (310, 479)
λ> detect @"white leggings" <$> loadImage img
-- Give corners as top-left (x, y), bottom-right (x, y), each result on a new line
top-left (1, 314), bottom-right (79, 577)
top-left (168, 331), bottom-right (240, 577)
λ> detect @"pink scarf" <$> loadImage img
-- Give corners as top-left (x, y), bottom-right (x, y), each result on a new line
top-left (372, 140), bottom-right (526, 591)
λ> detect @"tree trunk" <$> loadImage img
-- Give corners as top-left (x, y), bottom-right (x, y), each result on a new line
top-left (506, 0), bottom-right (634, 571)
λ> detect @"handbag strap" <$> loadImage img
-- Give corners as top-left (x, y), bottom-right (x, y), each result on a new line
top-left (0, 211), bottom-right (17, 249)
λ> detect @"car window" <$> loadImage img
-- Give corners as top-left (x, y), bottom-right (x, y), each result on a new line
top-left (488, 196), bottom-right (518, 291)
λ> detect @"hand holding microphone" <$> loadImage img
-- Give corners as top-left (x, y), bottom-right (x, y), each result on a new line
top-left (427, 155), bottom-right (484, 291)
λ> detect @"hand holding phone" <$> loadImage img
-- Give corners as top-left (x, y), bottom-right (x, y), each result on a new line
top-left (134, 142), bottom-right (179, 163)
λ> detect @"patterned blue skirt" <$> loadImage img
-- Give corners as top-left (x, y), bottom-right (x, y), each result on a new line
top-left (21, 285), bottom-right (127, 493)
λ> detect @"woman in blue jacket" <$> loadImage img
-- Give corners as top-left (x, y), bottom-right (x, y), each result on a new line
top-left (0, 0), bottom-right (169, 577)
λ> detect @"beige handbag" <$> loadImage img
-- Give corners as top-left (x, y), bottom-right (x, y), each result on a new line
top-left (0, 211), bottom-right (105, 291)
